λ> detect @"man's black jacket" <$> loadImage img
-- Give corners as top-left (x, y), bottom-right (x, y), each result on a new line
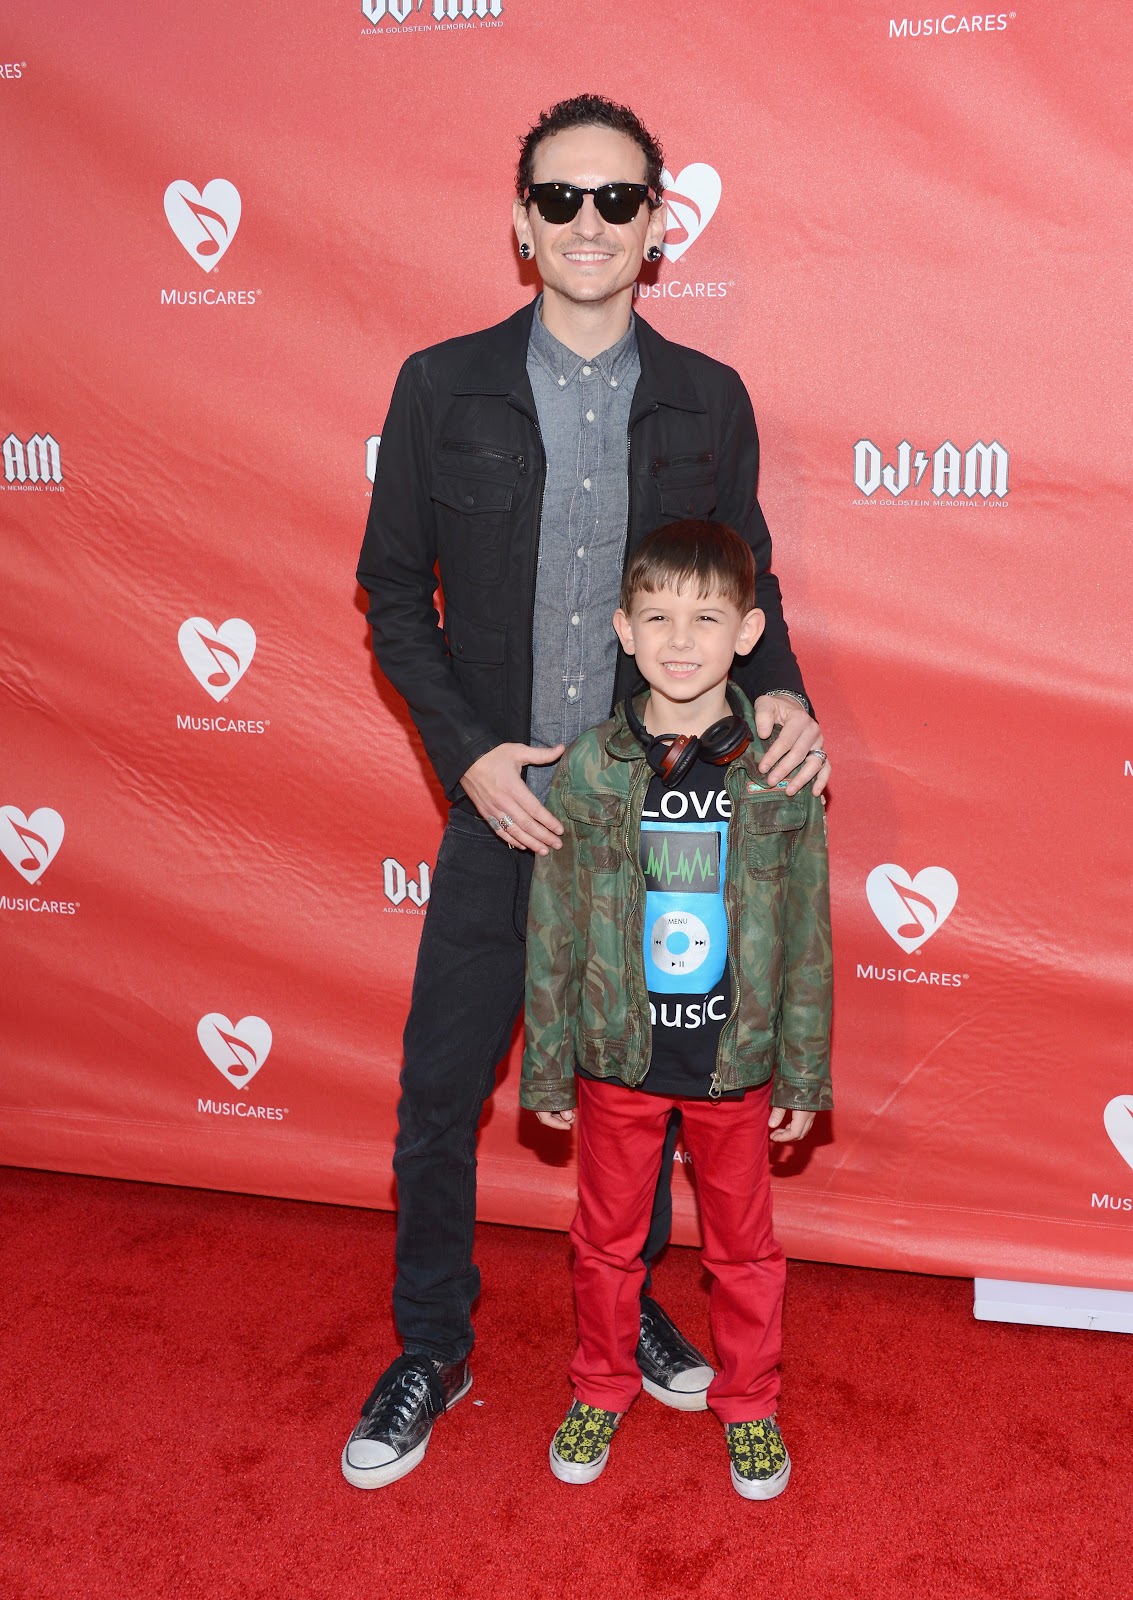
top-left (357, 302), bottom-right (806, 801)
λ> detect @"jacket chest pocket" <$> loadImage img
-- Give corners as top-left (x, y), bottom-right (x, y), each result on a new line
top-left (431, 443), bottom-right (523, 584)
top-left (563, 791), bottom-right (625, 876)
top-left (743, 793), bottom-right (806, 879)
top-left (652, 452), bottom-right (717, 520)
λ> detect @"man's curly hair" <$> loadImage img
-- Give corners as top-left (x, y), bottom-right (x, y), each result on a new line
top-left (516, 94), bottom-right (665, 201)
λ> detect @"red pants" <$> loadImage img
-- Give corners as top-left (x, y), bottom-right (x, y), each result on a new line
top-left (569, 1076), bottom-right (786, 1424)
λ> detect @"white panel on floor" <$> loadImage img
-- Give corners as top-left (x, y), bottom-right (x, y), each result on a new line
top-left (974, 1279), bottom-right (1133, 1333)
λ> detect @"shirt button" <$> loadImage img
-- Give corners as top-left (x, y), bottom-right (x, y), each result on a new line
top-left (610, 378), bottom-right (619, 388)
top-left (570, 613), bottom-right (580, 626)
top-left (585, 409), bottom-right (595, 423)
top-left (557, 375), bottom-right (566, 387)
top-left (567, 685), bottom-right (578, 699)
top-left (577, 546), bottom-right (586, 558)
top-left (582, 477), bottom-right (591, 491)
top-left (582, 365), bottom-right (592, 376)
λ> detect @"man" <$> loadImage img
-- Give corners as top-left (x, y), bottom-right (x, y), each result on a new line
top-left (348, 94), bottom-right (829, 1489)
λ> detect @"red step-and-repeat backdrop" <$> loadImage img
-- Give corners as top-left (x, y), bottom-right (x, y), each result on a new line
top-left (3, 0), bottom-right (1131, 1287)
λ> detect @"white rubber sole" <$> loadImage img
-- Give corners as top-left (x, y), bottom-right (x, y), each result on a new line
top-left (642, 1373), bottom-right (711, 1412)
top-left (549, 1442), bottom-right (610, 1484)
top-left (730, 1453), bottom-right (791, 1501)
top-left (340, 1371), bottom-right (472, 1490)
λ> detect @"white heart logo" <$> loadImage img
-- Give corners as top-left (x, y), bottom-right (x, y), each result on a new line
top-left (1104, 1096), bottom-right (1133, 1172)
top-left (659, 164), bottom-right (722, 263)
top-left (178, 617), bottom-right (256, 701)
top-left (865, 864), bottom-right (958, 954)
top-left (197, 1014), bottom-right (272, 1089)
top-left (0, 807), bottom-right (65, 885)
top-left (164, 180), bottom-right (242, 272)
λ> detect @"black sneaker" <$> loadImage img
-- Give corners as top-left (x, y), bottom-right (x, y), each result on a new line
top-left (636, 1294), bottom-right (714, 1411)
top-left (340, 1353), bottom-right (471, 1489)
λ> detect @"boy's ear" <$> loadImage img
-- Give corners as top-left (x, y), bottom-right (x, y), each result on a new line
top-left (733, 607), bottom-right (765, 658)
top-left (612, 607), bottom-right (636, 655)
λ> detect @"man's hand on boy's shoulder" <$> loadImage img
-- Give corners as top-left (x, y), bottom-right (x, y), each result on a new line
top-left (768, 1107), bottom-right (816, 1143)
top-left (536, 1109), bottom-right (575, 1130)
top-left (754, 695), bottom-right (830, 796)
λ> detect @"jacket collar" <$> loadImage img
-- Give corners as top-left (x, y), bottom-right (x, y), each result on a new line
top-left (452, 300), bottom-right (706, 417)
top-left (604, 684), bottom-right (771, 778)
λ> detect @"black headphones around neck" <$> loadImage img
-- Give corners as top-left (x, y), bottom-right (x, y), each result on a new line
top-left (623, 684), bottom-right (751, 786)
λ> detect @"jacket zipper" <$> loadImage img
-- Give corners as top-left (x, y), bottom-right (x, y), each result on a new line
top-left (651, 451), bottom-right (714, 475)
top-left (622, 757), bottom-right (651, 1086)
top-left (439, 439), bottom-right (527, 470)
top-left (713, 762), bottom-right (746, 1095)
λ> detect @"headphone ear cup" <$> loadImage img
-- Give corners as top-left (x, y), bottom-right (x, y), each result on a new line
top-left (700, 715), bottom-right (751, 765)
top-left (659, 735), bottom-right (698, 785)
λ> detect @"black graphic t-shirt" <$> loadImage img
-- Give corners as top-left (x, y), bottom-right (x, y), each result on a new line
top-left (638, 757), bottom-right (734, 1098)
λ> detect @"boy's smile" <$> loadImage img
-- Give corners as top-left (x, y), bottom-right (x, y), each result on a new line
top-left (613, 582), bottom-right (764, 737)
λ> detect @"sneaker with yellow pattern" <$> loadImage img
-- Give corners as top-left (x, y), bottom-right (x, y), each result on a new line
top-left (548, 1399), bottom-right (622, 1484)
top-left (725, 1415), bottom-right (791, 1500)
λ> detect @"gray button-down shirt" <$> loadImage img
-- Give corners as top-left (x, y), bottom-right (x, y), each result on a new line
top-left (526, 298), bottom-right (640, 802)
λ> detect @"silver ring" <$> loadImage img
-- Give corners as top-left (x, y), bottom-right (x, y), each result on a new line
top-left (498, 813), bottom-right (514, 832)
top-left (487, 816), bottom-right (502, 831)
top-left (810, 748), bottom-right (828, 764)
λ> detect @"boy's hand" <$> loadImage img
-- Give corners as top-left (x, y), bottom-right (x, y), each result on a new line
top-left (536, 1109), bottom-right (575, 1130)
top-left (769, 1107), bottom-right (815, 1143)
top-left (462, 743), bottom-right (566, 854)
top-left (753, 696), bottom-right (830, 796)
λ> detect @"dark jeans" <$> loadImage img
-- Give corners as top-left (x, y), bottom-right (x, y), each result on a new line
top-left (392, 808), bottom-right (677, 1365)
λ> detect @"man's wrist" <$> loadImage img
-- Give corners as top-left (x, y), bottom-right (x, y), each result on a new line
top-left (763, 688), bottom-right (811, 715)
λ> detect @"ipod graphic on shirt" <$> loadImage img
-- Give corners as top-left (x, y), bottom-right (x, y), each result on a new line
top-left (640, 817), bottom-right (729, 995)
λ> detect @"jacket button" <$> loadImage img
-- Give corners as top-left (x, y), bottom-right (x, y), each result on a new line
top-left (463, 494), bottom-right (475, 507)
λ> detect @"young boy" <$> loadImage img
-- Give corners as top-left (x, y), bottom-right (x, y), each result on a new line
top-left (520, 519), bottom-right (832, 1499)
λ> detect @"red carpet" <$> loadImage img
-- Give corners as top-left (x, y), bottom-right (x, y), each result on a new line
top-left (1, 1166), bottom-right (1129, 1600)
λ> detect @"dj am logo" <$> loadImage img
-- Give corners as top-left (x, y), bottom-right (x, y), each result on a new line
top-left (365, 435), bottom-right (381, 484)
top-left (866, 864), bottom-right (958, 953)
top-left (383, 856), bottom-right (431, 913)
top-left (889, 13), bottom-right (1014, 38)
top-left (197, 1013), bottom-right (272, 1089)
top-left (853, 439), bottom-right (1009, 502)
top-left (0, 807), bottom-right (64, 883)
top-left (3, 432), bottom-right (63, 488)
top-left (361, 0), bottom-right (504, 31)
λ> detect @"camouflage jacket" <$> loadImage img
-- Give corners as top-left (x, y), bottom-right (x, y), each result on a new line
top-left (521, 689), bottom-right (832, 1113)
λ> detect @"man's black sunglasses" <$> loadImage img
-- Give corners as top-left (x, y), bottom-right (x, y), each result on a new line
top-left (523, 182), bottom-right (661, 226)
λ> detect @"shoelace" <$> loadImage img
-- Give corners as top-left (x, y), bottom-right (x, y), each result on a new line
top-left (364, 1365), bottom-right (433, 1435)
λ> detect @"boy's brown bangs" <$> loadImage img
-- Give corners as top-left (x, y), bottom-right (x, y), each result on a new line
top-left (620, 519), bottom-right (756, 613)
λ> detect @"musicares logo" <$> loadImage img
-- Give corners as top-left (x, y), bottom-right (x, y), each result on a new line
top-left (866, 864), bottom-right (958, 953)
top-left (197, 1014), bottom-right (272, 1089)
top-left (659, 165), bottom-right (721, 263)
top-left (0, 807), bottom-right (64, 884)
top-left (164, 181), bottom-right (241, 271)
top-left (178, 617), bottom-right (256, 701)
top-left (1103, 1096), bottom-right (1133, 1174)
